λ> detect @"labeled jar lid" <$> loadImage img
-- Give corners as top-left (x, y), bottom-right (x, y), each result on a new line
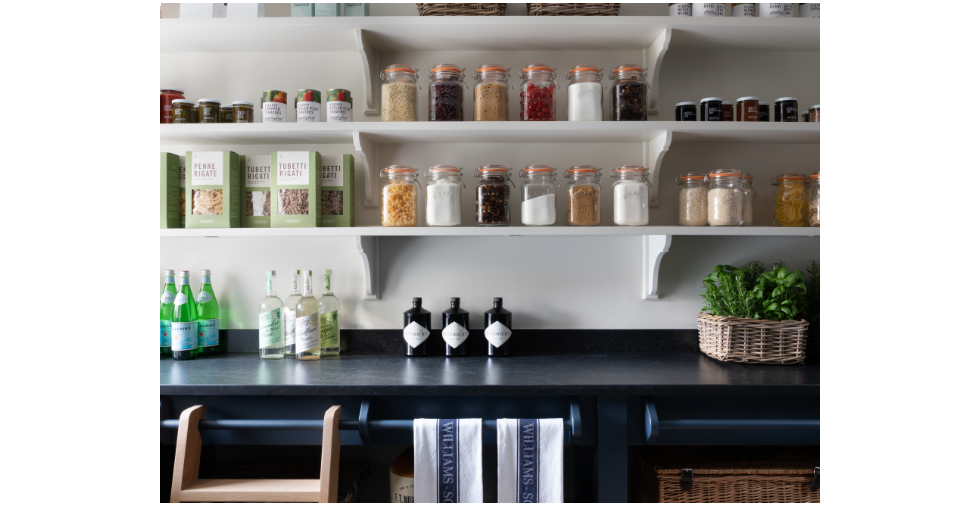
top-left (700, 97), bottom-right (723, 103)
top-left (609, 64), bottom-right (647, 80)
top-left (676, 172), bottom-right (706, 185)
top-left (566, 64), bottom-right (603, 80)
top-left (772, 173), bottom-right (808, 184)
top-left (676, 101), bottom-right (696, 106)
top-left (171, 99), bottom-right (194, 106)
top-left (775, 97), bottom-right (798, 103)
top-left (232, 101), bottom-right (254, 106)
top-left (198, 98), bottom-right (221, 104)
top-left (161, 87), bottom-right (184, 93)
top-left (428, 63), bottom-right (465, 81)
top-left (736, 96), bottom-right (760, 102)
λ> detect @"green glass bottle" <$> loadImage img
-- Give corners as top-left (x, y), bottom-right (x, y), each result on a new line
top-left (172, 270), bottom-right (199, 360)
top-left (160, 270), bottom-right (177, 356)
top-left (196, 269), bottom-right (220, 355)
top-left (319, 269), bottom-right (341, 357)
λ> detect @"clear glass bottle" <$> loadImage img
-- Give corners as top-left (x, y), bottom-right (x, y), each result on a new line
top-left (442, 297), bottom-right (470, 357)
top-left (519, 63), bottom-right (558, 121)
top-left (259, 270), bottom-right (285, 360)
top-left (382, 166), bottom-right (420, 227)
top-left (611, 166), bottom-right (651, 226)
top-left (472, 64), bottom-right (510, 121)
top-left (706, 171), bottom-right (744, 227)
top-left (283, 270), bottom-right (301, 356)
top-left (196, 269), bottom-right (219, 355)
top-left (772, 173), bottom-right (809, 227)
top-left (295, 270), bottom-right (321, 361)
top-left (425, 165), bottom-right (464, 227)
top-left (566, 64), bottom-right (604, 121)
top-left (403, 297), bottom-right (432, 357)
top-left (318, 269), bottom-right (340, 357)
top-left (475, 166), bottom-right (514, 226)
top-left (609, 65), bottom-right (649, 121)
top-left (160, 270), bottom-right (176, 356)
top-left (807, 170), bottom-right (820, 227)
top-left (741, 173), bottom-right (757, 226)
top-left (519, 165), bottom-right (559, 226)
top-left (676, 172), bottom-right (708, 226)
top-left (171, 271), bottom-right (198, 361)
top-left (564, 166), bottom-right (603, 226)
top-left (485, 297), bottom-right (513, 357)
top-left (428, 63), bottom-right (465, 121)
top-left (381, 64), bottom-right (419, 122)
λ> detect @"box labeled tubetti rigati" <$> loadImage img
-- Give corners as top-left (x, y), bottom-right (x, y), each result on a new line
top-left (185, 151), bottom-right (241, 228)
top-left (272, 151), bottom-right (322, 228)
top-left (160, 152), bottom-right (181, 229)
top-left (241, 154), bottom-right (272, 228)
top-left (319, 154), bottom-right (354, 227)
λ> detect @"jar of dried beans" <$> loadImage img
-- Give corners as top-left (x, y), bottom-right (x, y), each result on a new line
top-left (381, 166), bottom-right (420, 227)
top-left (472, 64), bottom-right (510, 121)
top-left (771, 173), bottom-right (808, 227)
top-left (807, 170), bottom-right (820, 227)
top-left (425, 165), bottom-right (464, 227)
top-left (474, 166), bottom-right (514, 226)
top-left (519, 63), bottom-right (558, 121)
top-left (676, 172), bottom-right (708, 226)
top-left (611, 166), bottom-right (651, 226)
top-left (741, 173), bottom-right (756, 226)
top-left (519, 165), bottom-right (559, 226)
top-left (566, 64), bottom-right (604, 121)
top-left (428, 64), bottom-right (465, 121)
top-left (609, 65), bottom-right (649, 121)
top-left (706, 170), bottom-right (744, 227)
top-left (381, 64), bottom-right (419, 122)
top-left (564, 166), bottom-right (602, 226)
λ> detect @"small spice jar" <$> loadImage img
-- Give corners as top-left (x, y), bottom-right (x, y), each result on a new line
top-left (296, 89), bottom-right (322, 122)
top-left (802, 111), bottom-right (810, 122)
top-left (171, 99), bottom-right (196, 123)
top-left (611, 166), bottom-right (651, 226)
top-left (675, 101), bottom-right (697, 121)
top-left (197, 99), bottom-right (221, 123)
top-left (741, 173), bottom-right (756, 226)
top-left (676, 172), bottom-right (708, 226)
top-left (261, 90), bottom-right (288, 122)
top-left (472, 64), bottom-right (510, 121)
top-left (771, 173), bottom-right (808, 227)
top-left (381, 166), bottom-right (420, 227)
top-left (700, 97), bottom-right (723, 121)
top-left (381, 64), bottom-right (420, 122)
top-left (519, 165), bottom-right (559, 226)
top-left (160, 87), bottom-right (185, 124)
top-left (425, 165), bottom-right (464, 227)
top-left (609, 65), bottom-right (649, 121)
top-left (564, 166), bottom-right (602, 226)
top-left (519, 63), bottom-right (558, 121)
top-left (759, 102), bottom-right (770, 122)
top-left (566, 64), bottom-right (604, 121)
top-left (809, 104), bottom-right (820, 122)
top-left (325, 89), bottom-right (352, 122)
top-left (232, 101), bottom-right (254, 123)
top-left (736, 96), bottom-right (759, 121)
top-left (219, 105), bottom-right (233, 123)
top-left (474, 166), bottom-right (514, 226)
top-left (706, 170), bottom-right (744, 227)
top-left (774, 97), bottom-right (799, 122)
top-left (721, 102), bottom-right (734, 121)
top-left (428, 64), bottom-right (465, 121)
top-left (807, 170), bottom-right (820, 227)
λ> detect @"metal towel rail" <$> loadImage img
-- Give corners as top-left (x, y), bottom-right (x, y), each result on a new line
top-left (644, 399), bottom-right (818, 444)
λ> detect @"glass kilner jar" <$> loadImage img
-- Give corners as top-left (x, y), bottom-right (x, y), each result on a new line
top-left (475, 166), bottom-right (515, 226)
top-left (771, 173), bottom-right (808, 227)
top-left (609, 64), bottom-right (650, 121)
top-left (381, 166), bottom-right (421, 227)
top-left (519, 63), bottom-right (558, 121)
top-left (564, 166), bottom-right (603, 226)
top-left (566, 64), bottom-right (604, 121)
top-left (519, 165), bottom-right (559, 226)
top-left (741, 173), bottom-right (757, 226)
top-left (381, 64), bottom-right (420, 122)
top-left (428, 63), bottom-right (466, 121)
top-left (676, 172), bottom-right (708, 226)
top-left (706, 170), bottom-right (744, 227)
top-left (807, 170), bottom-right (820, 227)
top-left (472, 64), bottom-right (510, 121)
top-left (610, 166), bottom-right (652, 226)
top-left (425, 165), bottom-right (464, 227)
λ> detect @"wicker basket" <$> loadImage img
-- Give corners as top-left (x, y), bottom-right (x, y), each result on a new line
top-left (417, 3), bottom-right (506, 16)
top-left (527, 3), bottom-right (620, 16)
top-left (637, 447), bottom-right (820, 503)
top-left (698, 313), bottom-right (808, 365)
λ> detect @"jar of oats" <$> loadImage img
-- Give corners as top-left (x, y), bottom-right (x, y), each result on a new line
top-left (675, 172), bottom-right (707, 226)
top-left (381, 64), bottom-right (419, 122)
top-left (564, 166), bottom-right (602, 226)
top-left (381, 166), bottom-right (420, 227)
top-left (706, 171), bottom-right (743, 227)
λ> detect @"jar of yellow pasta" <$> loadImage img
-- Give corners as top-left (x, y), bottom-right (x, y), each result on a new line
top-left (381, 166), bottom-right (420, 227)
top-left (771, 174), bottom-right (809, 227)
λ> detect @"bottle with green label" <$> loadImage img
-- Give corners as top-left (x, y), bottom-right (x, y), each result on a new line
top-left (196, 269), bottom-right (220, 355)
top-left (160, 269), bottom-right (177, 356)
top-left (295, 270), bottom-right (321, 361)
top-left (172, 270), bottom-right (199, 360)
top-left (259, 270), bottom-right (285, 359)
top-left (318, 269), bottom-right (341, 357)
top-left (283, 270), bottom-right (302, 357)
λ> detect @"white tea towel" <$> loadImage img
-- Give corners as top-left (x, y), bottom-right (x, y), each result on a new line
top-left (497, 419), bottom-right (564, 503)
top-left (414, 418), bottom-right (484, 503)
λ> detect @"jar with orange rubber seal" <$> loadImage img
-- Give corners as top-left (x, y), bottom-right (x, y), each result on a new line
top-left (381, 166), bottom-right (420, 227)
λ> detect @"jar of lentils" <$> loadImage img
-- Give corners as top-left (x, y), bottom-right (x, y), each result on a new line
top-left (706, 170), bottom-right (743, 227)
top-left (381, 64), bottom-right (419, 122)
top-left (609, 64), bottom-right (649, 121)
top-left (676, 172), bottom-right (707, 226)
top-left (519, 63), bottom-right (558, 121)
top-left (474, 166), bottom-right (514, 226)
top-left (428, 63), bottom-right (465, 121)
top-left (472, 64), bottom-right (510, 121)
top-left (564, 166), bottom-right (603, 226)
top-left (381, 166), bottom-right (420, 227)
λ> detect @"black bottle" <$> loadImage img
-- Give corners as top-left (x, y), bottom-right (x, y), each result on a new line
top-left (442, 297), bottom-right (470, 357)
top-left (484, 297), bottom-right (513, 357)
top-left (403, 297), bottom-right (432, 357)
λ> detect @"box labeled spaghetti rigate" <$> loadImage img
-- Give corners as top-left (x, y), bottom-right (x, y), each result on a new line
top-left (319, 154), bottom-right (354, 227)
top-left (160, 152), bottom-right (181, 229)
top-left (185, 151), bottom-right (241, 228)
top-left (241, 154), bottom-right (272, 228)
top-left (272, 151), bottom-right (321, 228)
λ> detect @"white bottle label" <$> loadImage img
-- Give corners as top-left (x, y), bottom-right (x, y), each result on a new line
top-left (760, 3), bottom-right (793, 17)
top-left (484, 321), bottom-right (512, 348)
top-left (668, 3), bottom-right (691, 16)
top-left (297, 101), bottom-right (321, 122)
top-left (259, 308), bottom-right (282, 349)
top-left (296, 313), bottom-right (320, 353)
top-left (196, 291), bottom-right (212, 303)
top-left (442, 322), bottom-right (469, 349)
top-left (171, 322), bottom-right (197, 351)
top-left (284, 308), bottom-right (296, 346)
top-left (403, 321), bottom-right (431, 348)
top-left (263, 101), bottom-right (286, 122)
top-left (161, 291), bottom-right (175, 304)
top-left (174, 293), bottom-right (188, 306)
top-left (327, 101), bottom-right (352, 122)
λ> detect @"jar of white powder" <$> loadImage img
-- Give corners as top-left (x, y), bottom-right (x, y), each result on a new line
top-left (566, 64), bottom-right (604, 121)
top-left (611, 166), bottom-right (651, 226)
top-left (425, 165), bottom-right (464, 226)
top-left (519, 165), bottom-right (560, 226)
top-left (676, 172), bottom-right (708, 226)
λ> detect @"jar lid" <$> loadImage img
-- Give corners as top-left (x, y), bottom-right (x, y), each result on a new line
top-left (675, 101), bottom-right (696, 106)
top-left (476, 165), bottom-right (510, 173)
top-left (382, 165), bottom-right (416, 174)
top-left (809, 170), bottom-right (820, 179)
top-left (566, 165), bottom-right (600, 174)
top-left (171, 99), bottom-right (194, 105)
top-left (429, 165), bottom-right (460, 173)
top-left (707, 172), bottom-right (742, 178)
top-left (522, 164), bottom-right (554, 173)
top-left (198, 98), bottom-right (221, 104)
top-left (775, 97), bottom-right (798, 102)
top-left (700, 97), bottom-right (723, 103)
top-left (473, 64), bottom-right (510, 80)
top-left (610, 64), bottom-right (646, 75)
top-left (709, 168), bottom-right (741, 175)
top-left (522, 63), bottom-right (555, 73)
top-left (736, 96), bottom-right (759, 102)
top-left (161, 87), bottom-right (184, 93)
top-left (566, 64), bottom-right (603, 80)
top-left (429, 63), bottom-right (465, 79)
top-left (773, 173), bottom-right (808, 182)
top-left (221, 105), bottom-right (232, 110)
top-left (232, 101), bottom-right (254, 106)
top-left (810, 104), bottom-right (820, 109)
top-left (384, 64), bottom-right (416, 75)
top-left (722, 101), bottom-right (733, 105)
top-left (676, 172), bottom-right (706, 185)
top-left (612, 165), bottom-right (647, 174)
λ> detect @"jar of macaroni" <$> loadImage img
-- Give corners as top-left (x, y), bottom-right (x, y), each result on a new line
top-left (771, 173), bottom-right (809, 227)
top-left (381, 166), bottom-right (420, 227)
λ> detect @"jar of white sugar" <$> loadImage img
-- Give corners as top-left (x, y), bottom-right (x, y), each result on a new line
top-left (676, 173), bottom-right (708, 226)
top-left (425, 165), bottom-right (464, 227)
top-left (611, 166), bottom-right (651, 226)
top-left (566, 64), bottom-right (604, 121)
top-left (519, 165), bottom-right (560, 226)
top-left (706, 170), bottom-right (744, 227)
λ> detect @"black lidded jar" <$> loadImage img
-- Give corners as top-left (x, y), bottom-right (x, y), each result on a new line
top-left (675, 101), bottom-right (697, 121)
top-left (758, 102), bottom-right (770, 122)
top-left (403, 297), bottom-right (432, 357)
top-left (699, 97), bottom-right (723, 121)
top-left (442, 297), bottom-right (470, 356)
top-left (774, 97), bottom-right (799, 122)
top-left (484, 297), bottom-right (513, 357)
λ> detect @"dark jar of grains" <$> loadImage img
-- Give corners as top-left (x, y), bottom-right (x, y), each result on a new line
top-left (474, 165), bottom-right (514, 226)
top-left (609, 64), bottom-right (649, 121)
top-left (428, 63), bottom-right (465, 121)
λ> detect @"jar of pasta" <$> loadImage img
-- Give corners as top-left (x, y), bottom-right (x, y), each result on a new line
top-left (741, 173), bottom-right (756, 226)
top-left (381, 64), bottom-right (419, 122)
top-left (564, 166), bottom-right (602, 226)
top-left (706, 170), bottom-right (743, 227)
top-left (381, 166), bottom-right (420, 227)
top-left (676, 172), bottom-right (707, 226)
top-left (807, 170), bottom-right (820, 227)
top-left (474, 166), bottom-right (514, 226)
top-left (473, 64), bottom-right (510, 121)
top-left (771, 173), bottom-right (809, 227)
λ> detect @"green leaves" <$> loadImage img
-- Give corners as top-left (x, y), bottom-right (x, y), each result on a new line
top-left (700, 260), bottom-right (813, 322)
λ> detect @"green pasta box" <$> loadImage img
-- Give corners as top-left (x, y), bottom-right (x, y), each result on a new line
top-left (291, 3), bottom-right (314, 16)
top-left (185, 151), bottom-right (241, 228)
top-left (343, 3), bottom-right (368, 16)
top-left (319, 154), bottom-right (354, 227)
top-left (314, 3), bottom-right (340, 16)
top-left (179, 155), bottom-right (186, 227)
top-left (272, 151), bottom-right (322, 228)
top-left (160, 152), bottom-right (181, 229)
top-left (241, 154), bottom-right (272, 228)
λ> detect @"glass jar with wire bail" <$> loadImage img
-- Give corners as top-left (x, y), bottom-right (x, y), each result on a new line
top-left (566, 64), bottom-right (604, 121)
top-left (705, 170), bottom-right (744, 227)
top-left (474, 166), bottom-right (514, 226)
top-left (381, 166), bottom-right (420, 227)
top-left (609, 64), bottom-right (649, 121)
top-left (611, 166), bottom-right (651, 226)
top-left (771, 173), bottom-right (808, 227)
top-left (519, 63), bottom-right (558, 121)
top-left (676, 172), bottom-right (708, 226)
top-left (428, 63), bottom-right (466, 121)
top-left (425, 165), bottom-right (464, 227)
top-left (519, 165), bottom-right (559, 226)
top-left (565, 166), bottom-right (603, 226)
top-left (472, 64), bottom-right (510, 121)
top-left (807, 170), bottom-right (820, 227)
top-left (381, 64), bottom-right (420, 122)
top-left (741, 173), bottom-right (757, 226)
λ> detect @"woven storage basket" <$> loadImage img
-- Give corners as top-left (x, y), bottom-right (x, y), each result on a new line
top-left (527, 3), bottom-right (620, 16)
top-left (638, 447), bottom-right (820, 503)
top-left (417, 3), bottom-right (506, 16)
top-left (698, 312), bottom-right (808, 365)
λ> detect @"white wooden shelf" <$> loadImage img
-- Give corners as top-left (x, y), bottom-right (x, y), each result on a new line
top-left (160, 226), bottom-right (819, 238)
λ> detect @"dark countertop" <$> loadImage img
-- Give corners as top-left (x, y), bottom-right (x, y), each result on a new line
top-left (160, 352), bottom-right (819, 396)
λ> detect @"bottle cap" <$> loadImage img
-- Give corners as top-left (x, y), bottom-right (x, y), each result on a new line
top-left (268, 270), bottom-right (276, 276)
top-left (700, 97), bottom-right (723, 103)
top-left (201, 269), bottom-right (211, 276)
top-left (165, 270), bottom-right (175, 276)
top-left (775, 97), bottom-right (798, 102)
top-left (179, 270), bottom-right (190, 276)
top-left (450, 297), bottom-right (460, 304)
top-left (413, 297), bottom-right (422, 304)
top-left (494, 297), bottom-right (503, 304)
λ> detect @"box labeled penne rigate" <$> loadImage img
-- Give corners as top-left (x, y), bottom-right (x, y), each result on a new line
top-left (185, 151), bottom-right (241, 228)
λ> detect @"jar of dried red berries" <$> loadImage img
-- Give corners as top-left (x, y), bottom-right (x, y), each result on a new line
top-left (519, 63), bottom-right (558, 121)
top-left (609, 65), bottom-right (649, 121)
top-left (427, 63), bottom-right (466, 121)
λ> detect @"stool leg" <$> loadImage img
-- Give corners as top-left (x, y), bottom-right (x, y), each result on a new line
top-left (319, 405), bottom-right (342, 503)
top-left (171, 405), bottom-right (205, 503)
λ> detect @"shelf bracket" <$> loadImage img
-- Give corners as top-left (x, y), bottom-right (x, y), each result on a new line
top-left (642, 235), bottom-right (671, 300)
top-left (352, 131), bottom-right (379, 208)
top-left (643, 130), bottom-right (672, 208)
top-left (644, 27), bottom-right (672, 116)
top-left (354, 236), bottom-right (380, 300)
top-left (354, 29), bottom-right (380, 116)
